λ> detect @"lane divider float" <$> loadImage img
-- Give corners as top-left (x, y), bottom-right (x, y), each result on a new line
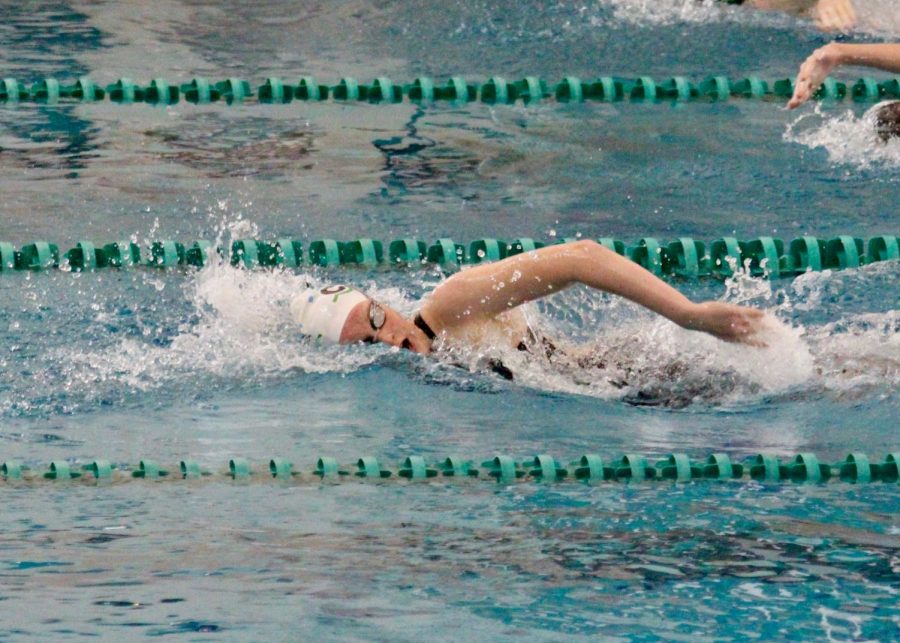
top-left (1, 74), bottom-right (897, 106)
top-left (1, 452), bottom-right (896, 486)
top-left (0, 235), bottom-right (896, 279)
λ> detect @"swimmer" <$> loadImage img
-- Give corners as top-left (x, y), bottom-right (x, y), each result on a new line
top-left (741, 0), bottom-right (856, 33)
top-left (788, 42), bottom-right (900, 108)
top-left (292, 241), bottom-right (766, 375)
top-left (871, 100), bottom-right (900, 141)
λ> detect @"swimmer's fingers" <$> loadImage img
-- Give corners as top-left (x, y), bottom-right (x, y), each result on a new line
top-left (736, 335), bottom-right (768, 348)
top-left (720, 307), bottom-right (769, 347)
top-left (815, 7), bottom-right (839, 31)
top-left (723, 320), bottom-right (769, 348)
top-left (787, 45), bottom-right (840, 109)
top-left (683, 302), bottom-right (768, 347)
top-left (787, 56), bottom-right (821, 109)
top-left (814, 0), bottom-right (856, 32)
top-left (788, 79), bottom-right (813, 109)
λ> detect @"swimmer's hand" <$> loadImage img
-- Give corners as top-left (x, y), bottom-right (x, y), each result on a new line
top-left (813, 0), bottom-right (856, 33)
top-left (788, 42), bottom-right (842, 109)
top-left (680, 302), bottom-right (767, 346)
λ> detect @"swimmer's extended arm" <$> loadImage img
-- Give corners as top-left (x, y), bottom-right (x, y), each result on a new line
top-left (789, 42), bottom-right (900, 108)
top-left (419, 240), bottom-right (764, 345)
top-left (749, 0), bottom-right (855, 32)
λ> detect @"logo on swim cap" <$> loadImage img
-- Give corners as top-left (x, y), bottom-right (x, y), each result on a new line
top-left (291, 284), bottom-right (368, 344)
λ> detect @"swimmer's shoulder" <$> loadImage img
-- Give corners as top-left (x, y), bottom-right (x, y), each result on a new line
top-left (429, 309), bottom-right (529, 351)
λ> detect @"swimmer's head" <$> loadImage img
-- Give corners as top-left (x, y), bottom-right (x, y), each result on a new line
top-left (291, 284), bottom-right (431, 354)
top-left (872, 101), bottom-right (900, 143)
top-left (291, 284), bottom-right (369, 343)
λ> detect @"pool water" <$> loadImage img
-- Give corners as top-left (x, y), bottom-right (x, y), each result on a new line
top-left (0, 1), bottom-right (897, 639)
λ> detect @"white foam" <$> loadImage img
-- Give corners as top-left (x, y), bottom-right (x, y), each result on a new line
top-left (426, 268), bottom-right (816, 407)
top-left (784, 102), bottom-right (900, 170)
top-left (806, 310), bottom-right (900, 391)
top-left (459, 265), bottom-right (897, 407)
top-left (597, 0), bottom-right (796, 28)
top-left (40, 248), bottom-right (898, 410)
top-left (598, 0), bottom-right (900, 35)
top-left (53, 263), bottom-right (380, 397)
top-left (853, 0), bottom-right (900, 37)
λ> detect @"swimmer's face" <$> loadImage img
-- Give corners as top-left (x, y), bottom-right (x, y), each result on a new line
top-left (339, 299), bottom-right (432, 355)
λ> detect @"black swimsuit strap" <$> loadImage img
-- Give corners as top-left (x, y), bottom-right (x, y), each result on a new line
top-left (414, 312), bottom-right (514, 380)
top-left (413, 313), bottom-right (436, 340)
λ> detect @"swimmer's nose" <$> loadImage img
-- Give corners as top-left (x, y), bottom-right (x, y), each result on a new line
top-left (379, 327), bottom-right (404, 347)
top-left (394, 335), bottom-right (428, 354)
top-left (378, 327), bottom-right (413, 351)
top-left (377, 319), bottom-right (430, 354)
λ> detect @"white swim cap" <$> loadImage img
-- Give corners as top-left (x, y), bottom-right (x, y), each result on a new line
top-left (291, 284), bottom-right (368, 343)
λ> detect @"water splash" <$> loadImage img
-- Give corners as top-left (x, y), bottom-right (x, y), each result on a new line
top-left (598, 0), bottom-right (900, 35)
top-left (598, 0), bottom-right (793, 28)
top-left (805, 310), bottom-right (899, 394)
top-left (468, 277), bottom-right (815, 409)
top-left (784, 102), bottom-right (900, 170)
top-left (852, 0), bottom-right (900, 37)
top-left (444, 265), bottom-right (897, 408)
top-left (79, 263), bottom-right (383, 387)
top-left (2, 246), bottom-right (896, 416)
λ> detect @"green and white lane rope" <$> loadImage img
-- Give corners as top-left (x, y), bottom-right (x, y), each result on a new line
top-left (2, 451), bottom-right (897, 486)
top-left (1, 234), bottom-right (896, 280)
top-left (2, 74), bottom-right (897, 106)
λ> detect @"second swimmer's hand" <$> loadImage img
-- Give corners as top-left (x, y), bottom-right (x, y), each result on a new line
top-left (680, 302), bottom-right (767, 346)
top-left (813, 0), bottom-right (856, 33)
top-left (788, 42), bottom-right (842, 109)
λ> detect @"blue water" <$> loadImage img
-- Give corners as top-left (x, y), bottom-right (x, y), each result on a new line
top-left (0, 1), bottom-right (898, 639)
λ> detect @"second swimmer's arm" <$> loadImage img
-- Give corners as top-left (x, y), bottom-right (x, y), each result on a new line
top-left (419, 240), bottom-right (764, 344)
top-left (823, 43), bottom-right (900, 72)
top-left (748, 0), bottom-right (855, 32)
top-left (789, 42), bottom-right (900, 108)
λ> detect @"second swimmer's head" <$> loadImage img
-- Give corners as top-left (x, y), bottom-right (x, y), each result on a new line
top-left (874, 101), bottom-right (900, 143)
